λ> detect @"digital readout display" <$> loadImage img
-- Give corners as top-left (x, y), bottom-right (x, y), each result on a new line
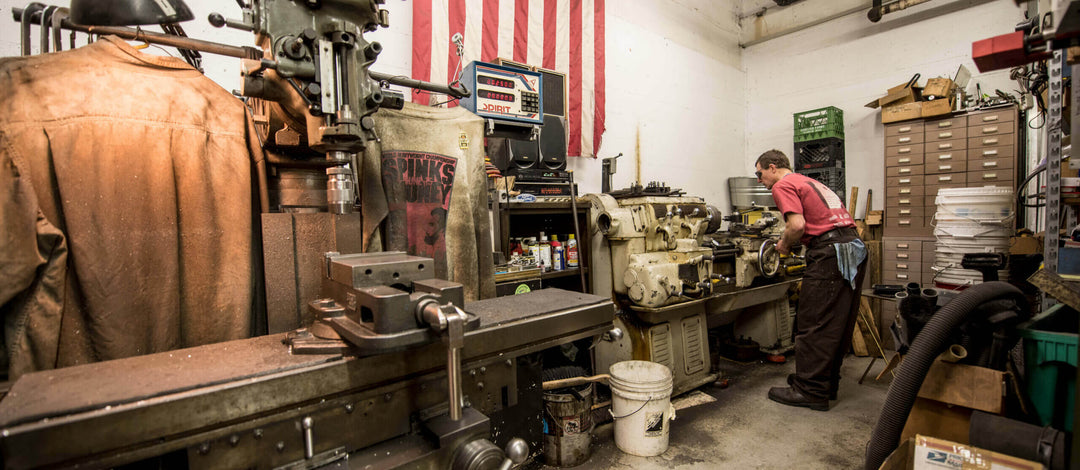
top-left (478, 75), bottom-right (515, 89)
top-left (478, 89), bottom-right (515, 102)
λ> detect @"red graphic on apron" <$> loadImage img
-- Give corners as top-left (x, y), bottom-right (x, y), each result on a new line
top-left (382, 151), bottom-right (457, 265)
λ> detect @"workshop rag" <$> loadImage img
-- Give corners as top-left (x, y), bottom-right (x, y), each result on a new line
top-left (363, 102), bottom-right (496, 300)
top-left (0, 37), bottom-right (263, 379)
top-left (834, 239), bottom-right (868, 289)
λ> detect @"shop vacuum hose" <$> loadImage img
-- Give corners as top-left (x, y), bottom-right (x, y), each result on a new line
top-left (864, 281), bottom-right (1027, 470)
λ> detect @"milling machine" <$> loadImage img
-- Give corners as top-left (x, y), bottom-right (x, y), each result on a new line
top-left (0, 2), bottom-right (617, 469)
top-left (0, 252), bottom-right (616, 469)
top-left (588, 183), bottom-right (798, 394)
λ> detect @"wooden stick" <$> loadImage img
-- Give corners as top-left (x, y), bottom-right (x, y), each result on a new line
top-left (849, 185), bottom-right (860, 217)
top-left (542, 374), bottom-right (610, 391)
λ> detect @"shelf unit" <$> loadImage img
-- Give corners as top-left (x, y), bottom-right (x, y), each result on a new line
top-left (491, 199), bottom-right (591, 294)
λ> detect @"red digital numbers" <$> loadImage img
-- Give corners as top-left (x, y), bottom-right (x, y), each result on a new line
top-left (479, 90), bottom-right (515, 103)
top-left (478, 75), bottom-right (515, 89)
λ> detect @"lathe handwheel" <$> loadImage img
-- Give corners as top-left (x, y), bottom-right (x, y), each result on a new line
top-left (758, 239), bottom-right (781, 278)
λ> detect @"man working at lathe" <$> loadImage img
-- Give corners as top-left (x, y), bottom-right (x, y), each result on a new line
top-left (753, 150), bottom-right (867, 411)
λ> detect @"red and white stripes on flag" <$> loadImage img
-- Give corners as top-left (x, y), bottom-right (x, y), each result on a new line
top-left (411, 0), bottom-right (606, 158)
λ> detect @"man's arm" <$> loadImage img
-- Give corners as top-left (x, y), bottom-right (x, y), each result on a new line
top-left (777, 213), bottom-right (805, 255)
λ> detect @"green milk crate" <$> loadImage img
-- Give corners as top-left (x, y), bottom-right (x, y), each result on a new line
top-left (1019, 304), bottom-right (1077, 432)
top-left (793, 106), bottom-right (844, 143)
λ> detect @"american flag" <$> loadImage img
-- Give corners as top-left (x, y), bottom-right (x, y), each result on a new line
top-left (411, 0), bottom-right (606, 158)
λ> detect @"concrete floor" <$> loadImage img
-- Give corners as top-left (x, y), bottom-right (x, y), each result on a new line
top-left (537, 355), bottom-right (893, 470)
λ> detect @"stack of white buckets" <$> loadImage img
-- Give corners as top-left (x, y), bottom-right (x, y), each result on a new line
top-left (932, 186), bottom-right (1014, 288)
top-left (609, 360), bottom-right (676, 456)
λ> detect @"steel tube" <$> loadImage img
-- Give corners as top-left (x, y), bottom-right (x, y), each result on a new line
top-left (12, 8), bottom-right (468, 99)
top-left (370, 71), bottom-right (470, 98)
top-left (12, 7), bottom-right (259, 58)
top-left (568, 171), bottom-right (587, 292)
top-left (447, 346), bottom-right (462, 421)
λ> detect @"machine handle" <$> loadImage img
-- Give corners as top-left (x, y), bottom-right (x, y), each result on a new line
top-left (498, 438), bottom-right (529, 470)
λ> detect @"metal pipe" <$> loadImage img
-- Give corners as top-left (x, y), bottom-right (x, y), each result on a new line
top-left (13, 6), bottom-right (261, 58)
top-left (12, 7), bottom-right (467, 99)
top-left (567, 170), bottom-right (587, 293)
top-left (447, 346), bottom-right (462, 421)
top-left (20, 3), bottom-right (46, 56)
top-left (369, 71), bottom-right (470, 99)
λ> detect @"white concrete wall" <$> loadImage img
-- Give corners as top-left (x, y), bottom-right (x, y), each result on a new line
top-left (0, 0), bottom-right (746, 209)
top-left (574, 0), bottom-right (744, 210)
top-left (742, 0), bottom-right (1026, 213)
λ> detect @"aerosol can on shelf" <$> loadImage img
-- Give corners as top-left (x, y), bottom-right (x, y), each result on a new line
top-left (567, 234), bottom-right (579, 268)
top-left (551, 235), bottom-right (564, 271)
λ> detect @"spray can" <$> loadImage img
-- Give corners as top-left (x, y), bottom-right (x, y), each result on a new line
top-left (567, 234), bottom-right (579, 268)
top-left (551, 235), bottom-right (564, 271)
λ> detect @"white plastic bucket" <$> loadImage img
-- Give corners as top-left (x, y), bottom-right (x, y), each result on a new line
top-left (932, 187), bottom-right (1014, 289)
top-left (933, 220), bottom-right (1012, 239)
top-left (609, 360), bottom-right (675, 457)
top-left (934, 186), bottom-right (1015, 223)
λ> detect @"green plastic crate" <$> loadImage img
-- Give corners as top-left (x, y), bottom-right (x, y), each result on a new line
top-left (794, 106), bottom-right (844, 143)
top-left (1019, 304), bottom-right (1077, 432)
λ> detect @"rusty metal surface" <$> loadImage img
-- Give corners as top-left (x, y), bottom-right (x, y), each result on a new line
top-left (466, 288), bottom-right (611, 327)
top-left (1028, 268), bottom-right (1080, 312)
top-left (262, 213), bottom-right (365, 334)
top-left (0, 334), bottom-right (340, 428)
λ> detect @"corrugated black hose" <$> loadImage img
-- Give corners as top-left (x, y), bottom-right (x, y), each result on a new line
top-left (864, 281), bottom-right (1028, 470)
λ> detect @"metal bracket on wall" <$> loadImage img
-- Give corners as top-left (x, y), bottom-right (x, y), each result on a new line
top-left (1042, 50), bottom-right (1064, 312)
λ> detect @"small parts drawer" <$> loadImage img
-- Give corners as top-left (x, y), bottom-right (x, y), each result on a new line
top-left (887, 144), bottom-right (925, 157)
top-left (966, 169), bottom-right (1014, 184)
top-left (926, 138), bottom-right (967, 152)
top-left (888, 175), bottom-right (925, 187)
top-left (887, 154), bottom-right (925, 167)
top-left (885, 122), bottom-right (925, 137)
top-left (889, 196), bottom-right (924, 207)
top-left (887, 133), bottom-right (925, 146)
top-left (882, 270), bottom-right (921, 284)
top-left (968, 108), bottom-right (1016, 125)
top-left (968, 146), bottom-right (1015, 160)
top-left (886, 185), bottom-right (926, 197)
top-left (887, 206), bottom-right (927, 218)
top-left (926, 150), bottom-right (964, 165)
top-left (971, 123), bottom-right (1012, 137)
top-left (885, 260), bottom-right (923, 273)
top-left (886, 165), bottom-right (925, 177)
top-left (925, 160), bottom-right (966, 175)
top-left (925, 116), bottom-right (967, 130)
top-left (969, 156), bottom-right (1014, 171)
top-left (968, 133), bottom-right (1016, 148)
top-left (924, 127), bottom-right (968, 142)
top-left (926, 173), bottom-right (962, 185)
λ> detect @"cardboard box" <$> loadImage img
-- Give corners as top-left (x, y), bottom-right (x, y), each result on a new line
top-left (921, 96), bottom-right (955, 119)
top-left (900, 360), bottom-right (1007, 445)
top-left (883, 102), bottom-right (924, 124)
top-left (1010, 235), bottom-right (1043, 255)
top-left (923, 78), bottom-right (955, 98)
top-left (880, 435), bottom-right (1044, 470)
top-left (867, 81), bottom-right (923, 109)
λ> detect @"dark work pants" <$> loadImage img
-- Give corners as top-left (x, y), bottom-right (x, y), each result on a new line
top-left (792, 232), bottom-right (868, 400)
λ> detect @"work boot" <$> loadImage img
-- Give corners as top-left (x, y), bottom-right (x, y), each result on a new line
top-left (767, 386), bottom-right (830, 411)
top-left (786, 374), bottom-right (838, 400)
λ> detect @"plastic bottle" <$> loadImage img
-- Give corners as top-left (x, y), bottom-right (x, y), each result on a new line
top-left (551, 235), bottom-right (564, 271)
top-left (511, 238), bottom-right (524, 257)
top-left (567, 234), bottom-right (579, 268)
top-left (538, 232), bottom-right (552, 271)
